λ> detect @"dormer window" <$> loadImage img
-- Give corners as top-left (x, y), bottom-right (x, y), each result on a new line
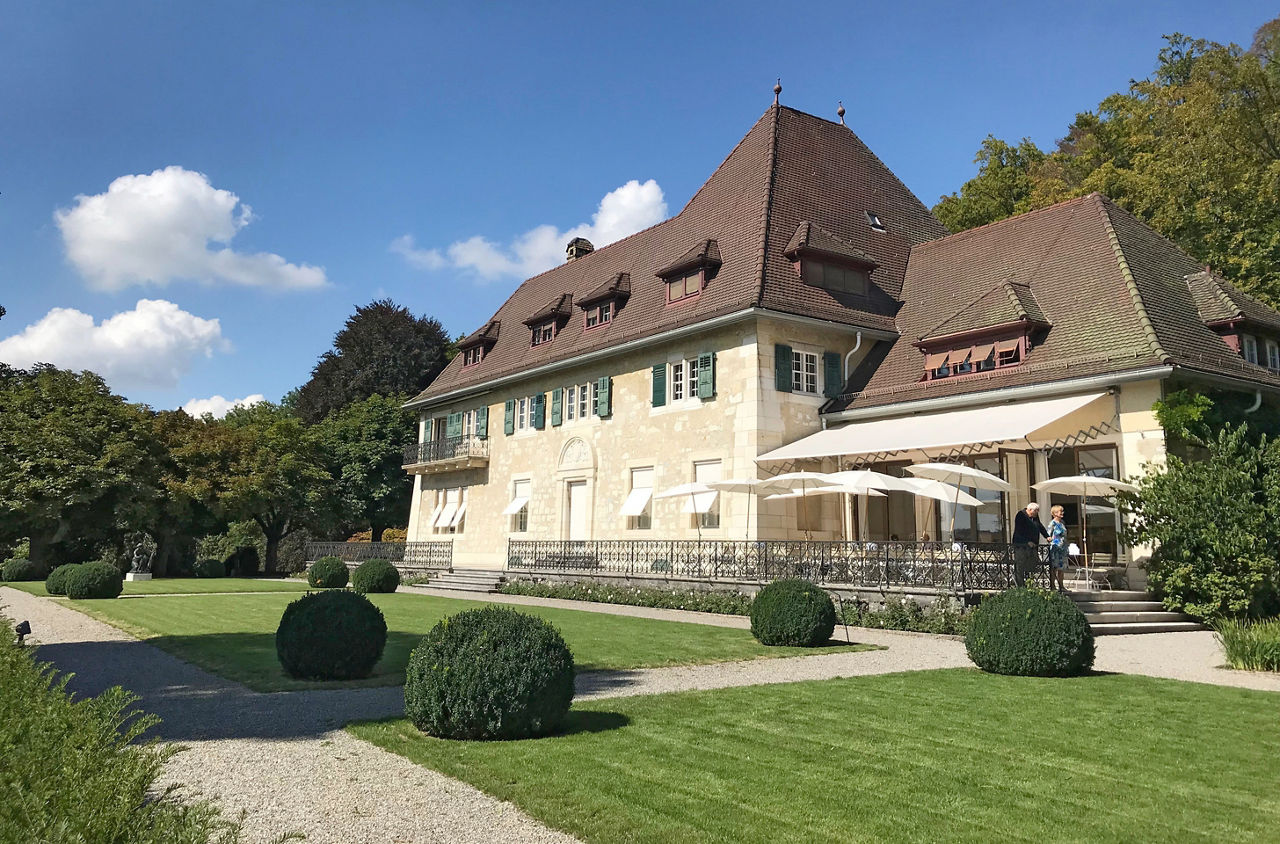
top-left (462, 347), bottom-right (484, 366)
top-left (531, 322), bottom-right (555, 346)
top-left (1267, 339), bottom-right (1280, 372)
top-left (924, 339), bottom-right (1017, 381)
top-left (801, 260), bottom-right (868, 296)
top-left (666, 270), bottom-right (702, 303)
top-left (1242, 333), bottom-right (1259, 365)
top-left (866, 211), bottom-right (886, 232)
top-left (585, 302), bottom-right (613, 329)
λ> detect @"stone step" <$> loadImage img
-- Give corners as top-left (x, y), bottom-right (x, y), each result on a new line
top-left (1090, 620), bottom-right (1205, 635)
top-left (1073, 601), bottom-right (1165, 613)
top-left (1084, 611), bottom-right (1189, 624)
top-left (425, 571), bottom-right (506, 594)
top-left (1068, 590), bottom-right (1150, 602)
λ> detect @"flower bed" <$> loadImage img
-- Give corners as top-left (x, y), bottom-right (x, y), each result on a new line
top-left (500, 580), bottom-right (753, 616)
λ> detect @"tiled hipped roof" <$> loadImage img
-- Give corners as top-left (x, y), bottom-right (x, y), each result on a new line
top-left (410, 106), bottom-right (945, 406)
top-left (1185, 270), bottom-right (1280, 333)
top-left (833, 193), bottom-right (1280, 411)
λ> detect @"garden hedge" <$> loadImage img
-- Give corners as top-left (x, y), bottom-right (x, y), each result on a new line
top-left (64, 562), bottom-right (124, 600)
top-left (307, 555), bottom-right (349, 588)
top-left (749, 579), bottom-right (837, 647)
top-left (192, 558), bottom-right (226, 578)
top-left (405, 606), bottom-right (575, 740)
top-left (352, 558), bottom-right (400, 594)
top-left (44, 564), bottom-right (80, 596)
top-left (275, 589), bottom-right (387, 680)
top-left (2, 557), bottom-right (48, 583)
top-left (965, 588), bottom-right (1095, 676)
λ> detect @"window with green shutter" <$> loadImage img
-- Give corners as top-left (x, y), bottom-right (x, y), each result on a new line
top-left (532, 393), bottom-right (546, 429)
top-left (475, 406), bottom-right (488, 438)
top-left (651, 364), bottom-right (666, 407)
top-left (550, 388), bottom-right (563, 426)
top-left (697, 352), bottom-right (716, 399)
top-left (775, 344), bottom-right (793, 392)
top-left (595, 376), bottom-right (611, 417)
top-left (446, 412), bottom-right (462, 438)
top-left (823, 351), bottom-right (842, 398)
top-left (504, 399), bottom-right (515, 435)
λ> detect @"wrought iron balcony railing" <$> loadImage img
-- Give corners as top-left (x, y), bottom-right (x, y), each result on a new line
top-left (402, 436), bottom-right (489, 467)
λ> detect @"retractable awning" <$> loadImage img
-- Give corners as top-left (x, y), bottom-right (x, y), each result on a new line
top-left (619, 487), bottom-right (653, 517)
top-left (757, 392), bottom-right (1109, 463)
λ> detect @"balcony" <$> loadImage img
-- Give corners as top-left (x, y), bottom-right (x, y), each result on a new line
top-left (402, 435), bottom-right (489, 474)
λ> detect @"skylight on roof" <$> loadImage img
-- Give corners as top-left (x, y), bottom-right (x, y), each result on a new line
top-left (865, 211), bottom-right (886, 232)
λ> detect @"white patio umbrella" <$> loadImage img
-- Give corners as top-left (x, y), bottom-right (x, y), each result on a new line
top-left (803, 469), bottom-right (907, 541)
top-left (1032, 475), bottom-right (1139, 561)
top-left (757, 471), bottom-right (840, 538)
top-left (899, 477), bottom-right (985, 508)
top-left (907, 462), bottom-right (1012, 541)
top-left (707, 478), bottom-right (776, 540)
top-left (653, 482), bottom-right (718, 539)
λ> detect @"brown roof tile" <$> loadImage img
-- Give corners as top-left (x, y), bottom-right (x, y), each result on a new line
top-left (783, 221), bottom-right (878, 267)
top-left (1186, 269), bottom-right (1280, 332)
top-left (577, 272), bottom-right (631, 308)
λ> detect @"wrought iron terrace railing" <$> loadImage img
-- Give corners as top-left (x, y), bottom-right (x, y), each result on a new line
top-left (507, 539), bottom-right (1049, 591)
top-left (306, 541), bottom-right (453, 572)
top-left (402, 436), bottom-right (489, 467)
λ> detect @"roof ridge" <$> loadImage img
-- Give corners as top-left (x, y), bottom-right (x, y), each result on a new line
top-left (919, 279), bottom-right (1009, 339)
top-left (1000, 279), bottom-right (1030, 320)
top-left (1093, 194), bottom-right (1169, 363)
top-left (912, 193), bottom-right (1099, 252)
top-left (752, 104), bottom-right (782, 308)
top-left (1192, 270), bottom-right (1242, 319)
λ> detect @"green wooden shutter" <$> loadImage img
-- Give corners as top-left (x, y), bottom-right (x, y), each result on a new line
top-left (475, 406), bottom-right (489, 438)
top-left (775, 344), bottom-right (793, 392)
top-left (697, 352), bottom-right (716, 399)
top-left (532, 393), bottom-right (546, 429)
top-left (651, 364), bottom-right (666, 407)
top-left (823, 351), bottom-right (843, 398)
top-left (550, 388), bottom-right (563, 426)
top-left (595, 376), bottom-right (611, 417)
top-left (446, 412), bottom-right (462, 438)
top-left (504, 399), bottom-right (515, 435)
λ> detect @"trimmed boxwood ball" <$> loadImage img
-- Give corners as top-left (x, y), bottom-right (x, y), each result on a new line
top-left (276, 590), bottom-right (387, 680)
top-left (405, 606), bottom-right (575, 740)
top-left (352, 558), bottom-right (400, 594)
top-left (2, 558), bottom-right (48, 583)
top-left (965, 588), bottom-right (1095, 677)
top-left (750, 579), bottom-right (837, 646)
top-left (307, 556), bottom-right (349, 588)
top-left (193, 558), bottom-right (226, 578)
top-left (64, 562), bottom-right (124, 600)
top-left (45, 564), bottom-right (80, 595)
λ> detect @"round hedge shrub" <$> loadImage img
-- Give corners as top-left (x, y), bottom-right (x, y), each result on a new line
top-left (45, 564), bottom-right (80, 596)
top-left (307, 556), bottom-right (349, 588)
top-left (2, 558), bottom-right (48, 582)
top-left (749, 579), bottom-right (837, 646)
top-left (965, 588), bottom-right (1095, 677)
top-left (64, 562), bottom-right (124, 600)
top-left (405, 606), bottom-right (574, 740)
top-left (275, 590), bottom-right (387, 680)
top-left (352, 558), bottom-right (400, 594)
top-left (193, 558), bottom-right (226, 578)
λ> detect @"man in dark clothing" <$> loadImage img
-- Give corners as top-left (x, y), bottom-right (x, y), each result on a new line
top-left (1012, 502), bottom-right (1049, 587)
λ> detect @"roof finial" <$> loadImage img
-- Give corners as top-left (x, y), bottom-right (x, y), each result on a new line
top-left (837, 101), bottom-right (846, 125)
top-left (773, 79), bottom-right (782, 106)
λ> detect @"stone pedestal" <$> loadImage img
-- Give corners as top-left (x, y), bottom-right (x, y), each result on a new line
top-left (124, 572), bottom-right (153, 581)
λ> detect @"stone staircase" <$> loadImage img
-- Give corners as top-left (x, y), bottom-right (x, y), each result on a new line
top-left (422, 569), bottom-right (506, 595)
top-left (1068, 590), bottom-right (1202, 635)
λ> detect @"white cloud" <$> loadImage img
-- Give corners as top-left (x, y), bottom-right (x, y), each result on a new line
top-left (392, 179), bottom-right (668, 282)
top-left (0, 299), bottom-right (229, 389)
top-left (181, 393), bottom-right (266, 418)
top-left (55, 166), bottom-right (327, 291)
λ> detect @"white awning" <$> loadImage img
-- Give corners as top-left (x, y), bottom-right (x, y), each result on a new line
top-left (757, 392), bottom-right (1109, 463)
top-left (448, 501), bottom-right (468, 527)
top-left (433, 502), bottom-right (457, 527)
top-left (426, 502), bottom-right (444, 528)
top-left (619, 487), bottom-right (653, 517)
top-left (502, 496), bottom-right (529, 516)
top-left (682, 490), bottom-right (719, 514)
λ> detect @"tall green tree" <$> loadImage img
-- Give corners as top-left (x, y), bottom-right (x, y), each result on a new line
top-left (221, 402), bottom-right (338, 572)
top-left (317, 394), bottom-right (416, 542)
top-left (0, 365), bottom-right (157, 567)
top-left (934, 17), bottom-right (1280, 302)
top-left (295, 299), bottom-right (451, 423)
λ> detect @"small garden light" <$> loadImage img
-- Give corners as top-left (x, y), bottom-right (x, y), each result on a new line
top-left (14, 620), bottom-right (31, 645)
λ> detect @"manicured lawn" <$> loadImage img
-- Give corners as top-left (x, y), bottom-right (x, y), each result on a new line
top-left (4, 577), bottom-right (310, 598)
top-left (350, 669), bottom-right (1280, 843)
top-left (69, 592), bottom-right (870, 691)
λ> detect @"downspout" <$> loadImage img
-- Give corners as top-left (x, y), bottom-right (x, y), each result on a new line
top-left (1244, 390), bottom-right (1263, 414)
top-left (844, 331), bottom-right (863, 380)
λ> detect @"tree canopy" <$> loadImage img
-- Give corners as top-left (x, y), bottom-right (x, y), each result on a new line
top-left (934, 17), bottom-right (1280, 303)
top-left (294, 298), bottom-right (451, 423)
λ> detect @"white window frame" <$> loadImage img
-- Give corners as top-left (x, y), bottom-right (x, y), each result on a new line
top-left (624, 467), bottom-right (654, 530)
top-left (792, 350), bottom-right (819, 395)
top-left (1243, 333), bottom-right (1259, 365)
top-left (666, 357), bottom-right (702, 404)
top-left (516, 396), bottom-right (531, 431)
top-left (506, 479), bottom-right (530, 533)
top-left (1265, 339), bottom-right (1279, 372)
top-left (691, 460), bottom-right (722, 529)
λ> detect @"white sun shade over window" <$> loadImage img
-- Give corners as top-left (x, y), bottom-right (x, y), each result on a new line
top-left (684, 460), bottom-right (721, 513)
top-left (682, 490), bottom-right (719, 514)
top-left (433, 488), bottom-right (462, 527)
top-left (448, 501), bottom-right (467, 527)
top-left (620, 487), bottom-right (653, 517)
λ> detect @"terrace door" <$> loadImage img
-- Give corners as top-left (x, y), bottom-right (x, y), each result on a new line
top-left (566, 481), bottom-right (589, 541)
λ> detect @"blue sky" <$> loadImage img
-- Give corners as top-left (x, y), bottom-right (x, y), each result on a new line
top-left (0, 1), bottom-right (1269, 413)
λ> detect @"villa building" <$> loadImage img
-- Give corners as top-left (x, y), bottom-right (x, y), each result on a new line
top-left (402, 101), bottom-right (1280, 589)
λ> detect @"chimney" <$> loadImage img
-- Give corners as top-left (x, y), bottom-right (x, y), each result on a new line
top-left (565, 237), bottom-right (594, 262)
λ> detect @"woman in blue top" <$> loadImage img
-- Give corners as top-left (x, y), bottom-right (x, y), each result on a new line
top-left (1048, 504), bottom-right (1069, 593)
